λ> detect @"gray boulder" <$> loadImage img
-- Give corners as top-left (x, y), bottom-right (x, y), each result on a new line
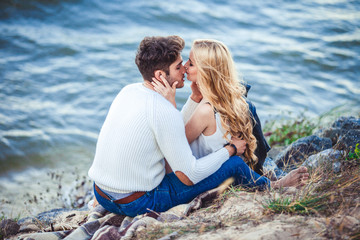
top-left (275, 135), bottom-right (332, 169)
top-left (0, 219), bottom-right (20, 239)
top-left (263, 157), bottom-right (287, 180)
top-left (317, 128), bottom-right (347, 146)
top-left (335, 129), bottom-right (360, 151)
top-left (302, 149), bottom-right (345, 170)
top-left (332, 116), bottom-right (360, 130)
top-left (318, 116), bottom-right (360, 150)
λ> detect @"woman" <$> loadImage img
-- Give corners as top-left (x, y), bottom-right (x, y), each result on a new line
top-left (152, 39), bottom-right (308, 189)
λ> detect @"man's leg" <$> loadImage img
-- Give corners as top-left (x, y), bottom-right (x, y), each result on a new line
top-left (95, 156), bottom-right (270, 217)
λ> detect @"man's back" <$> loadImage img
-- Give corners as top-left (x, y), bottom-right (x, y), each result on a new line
top-left (89, 83), bottom-right (179, 193)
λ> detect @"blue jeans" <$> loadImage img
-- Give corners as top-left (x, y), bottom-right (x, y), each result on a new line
top-left (94, 156), bottom-right (270, 217)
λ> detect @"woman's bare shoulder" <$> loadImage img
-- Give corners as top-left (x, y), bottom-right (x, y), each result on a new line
top-left (194, 102), bottom-right (215, 118)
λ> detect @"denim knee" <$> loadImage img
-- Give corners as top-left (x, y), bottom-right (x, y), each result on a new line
top-left (224, 156), bottom-right (270, 190)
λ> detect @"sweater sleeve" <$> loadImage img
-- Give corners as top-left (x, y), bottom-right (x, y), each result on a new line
top-left (152, 96), bottom-right (229, 184)
top-left (181, 97), bottom-right (200, 124)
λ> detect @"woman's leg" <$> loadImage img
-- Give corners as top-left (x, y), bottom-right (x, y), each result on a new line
top-left (271, 166), bottom-right (309, 188)
top-left (167, 155), bottom-right (270, 206)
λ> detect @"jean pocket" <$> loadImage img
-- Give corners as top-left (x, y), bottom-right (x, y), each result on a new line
top-left (153, 190), bottom-right (172, 212)
top-left (118, 192), bottom-right (153, 217)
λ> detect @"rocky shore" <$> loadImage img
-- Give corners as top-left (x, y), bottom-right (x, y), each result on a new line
top-left (1, 116), bottom-right (359, 240)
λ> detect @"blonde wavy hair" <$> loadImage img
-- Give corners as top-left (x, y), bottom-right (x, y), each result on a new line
top-left (192, 39), bottom-right (258, 168)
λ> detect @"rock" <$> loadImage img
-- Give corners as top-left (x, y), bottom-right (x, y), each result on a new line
top-left (332, 162), bottom-right (341, 173)
top-left (275, 135), bottom-right (332, 169)
top-left (340, 216), bottom-right (359, 230)
top-left (317, 128), bottom-right (346, 146)
top-left (266, 146), bottom-right (286, 160)
top-left (158, 231), bottom-right (179, 240)
top-left (35, 208), bottom-right (71, 225)
top-left (302, 149), bottom-right (345, 169)
top-left (332, 116), bottom-right (360, 130)
top-left (317, 117), bottom-right (360, 150)
top-left (18, 223), bottom-right (41, 233)
top-left (335, 129), bottom-right (360, 151)
top-left (0, 219), bottom-right (20, 239)
top-left (263, 157), bottom-right (287, 180)
top-left (331, 215), bottom-right (360, 231)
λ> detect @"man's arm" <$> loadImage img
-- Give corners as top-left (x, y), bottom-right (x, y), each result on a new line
top-left (153, 99), bottom-right (239, 185)
top-left (174, 143), bottom-right (237, 186)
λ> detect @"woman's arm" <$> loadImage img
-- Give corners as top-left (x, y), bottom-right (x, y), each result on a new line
top-left (181, 82), bottom-right (203, 123)
top-left (189, 82), bottom-right (203, 103)
top-left (185, 103), bottom-right (215, 144)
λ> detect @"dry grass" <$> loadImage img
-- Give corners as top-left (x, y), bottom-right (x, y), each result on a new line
top-left (263, 152), bottom-right (360, 239)
top-left (133, 151), bottom-right (360, 240)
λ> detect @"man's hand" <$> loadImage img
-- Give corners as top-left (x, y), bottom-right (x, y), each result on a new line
top-left (152, 75), bottom-right (177, 107)
top-left (190, 82), bottom-right (203, 103)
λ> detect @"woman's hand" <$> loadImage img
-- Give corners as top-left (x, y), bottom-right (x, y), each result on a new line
top-left (190, 82), bottom-right (203, 103)
top-left (151, 75), bottom-right (178, 108)
top-left (230, 136), bottom-right (247, 156)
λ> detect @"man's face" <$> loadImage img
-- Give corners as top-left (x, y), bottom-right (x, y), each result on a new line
top-left (165, 55), bottom-right (186, 88)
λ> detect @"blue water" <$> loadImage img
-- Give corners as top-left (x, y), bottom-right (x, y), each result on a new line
top-left (0, 0), bottom-right (359, 216)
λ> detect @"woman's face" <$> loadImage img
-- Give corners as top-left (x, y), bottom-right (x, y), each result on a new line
top-left (184, 50), bottom-right (198, 83)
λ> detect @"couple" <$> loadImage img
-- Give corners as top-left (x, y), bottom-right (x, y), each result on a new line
top-left (88, 35), bottom-right (309, 217)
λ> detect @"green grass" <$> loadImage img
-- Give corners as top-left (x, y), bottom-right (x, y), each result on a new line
top-left (263, 104), bottom-right (360, 147)
top-left (0, 213), bottom-right (21, 222)
top-left (263, 111), bottom-right (317, 146)
top-left (346, 143), bottom-right (360, 161)
top-left (263, 195), bottom-right (328, 215)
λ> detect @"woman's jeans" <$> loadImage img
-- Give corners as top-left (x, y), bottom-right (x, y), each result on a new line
top-left (94, 156), bottom-right (270, 217)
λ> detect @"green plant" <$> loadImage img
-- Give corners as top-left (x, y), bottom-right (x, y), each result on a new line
top-left (347, 143), bottom-right (360, 160)
top-left (0, 213), bottom-right (21, 222)
top-left (263, 195), bottom-right (327, 215)
top-left (263, 112), bottom-right (316, 146)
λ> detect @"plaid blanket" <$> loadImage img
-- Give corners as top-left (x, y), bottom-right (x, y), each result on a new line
top-left (17, 178), bottom-right (233, 240)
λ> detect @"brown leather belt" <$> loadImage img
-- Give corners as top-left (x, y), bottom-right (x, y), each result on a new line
top-left (95, 184), bottom-right (146, 204)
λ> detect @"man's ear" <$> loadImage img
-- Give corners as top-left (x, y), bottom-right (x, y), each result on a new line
top-left (154, 70), bottom-right (167, 81)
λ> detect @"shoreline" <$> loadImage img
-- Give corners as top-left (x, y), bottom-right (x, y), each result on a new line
top-left (1, 106), bottom-right (359, 219)
top-left (1, 113), bottom-right (359, 239)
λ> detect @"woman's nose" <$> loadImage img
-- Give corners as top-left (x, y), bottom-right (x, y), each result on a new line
top-left (181, 65), bottom-right (186, 74)
top-left (184, 61), bottom-right (189, 70)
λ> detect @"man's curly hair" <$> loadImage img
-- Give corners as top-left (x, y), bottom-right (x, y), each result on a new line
top-left (135, 36), bottom-right (185, 81)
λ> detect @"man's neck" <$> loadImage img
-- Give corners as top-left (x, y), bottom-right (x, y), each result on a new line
top-left (143, 80), bottom-right (155, 91)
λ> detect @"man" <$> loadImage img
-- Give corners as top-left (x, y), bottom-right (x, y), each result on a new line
top-left (88, 36), bottom-right (248, 217)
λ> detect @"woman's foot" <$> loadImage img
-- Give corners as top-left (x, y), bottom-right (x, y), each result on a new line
top-left (271, 166), bottom-right (309, 189)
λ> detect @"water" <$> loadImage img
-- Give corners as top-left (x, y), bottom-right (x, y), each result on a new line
top-left (0, 0), bottom-right (359, 217)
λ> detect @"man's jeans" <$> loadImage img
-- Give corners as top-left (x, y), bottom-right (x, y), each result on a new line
top-left (94, 156), bottom-right (270, 217)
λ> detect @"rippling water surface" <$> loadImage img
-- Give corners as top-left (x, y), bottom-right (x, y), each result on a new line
top-left (0, 0), bottom-right (359, 216)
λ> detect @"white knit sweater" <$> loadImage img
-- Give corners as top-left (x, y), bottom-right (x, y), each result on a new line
top-left (88, 83), bottom-right (229, 193)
